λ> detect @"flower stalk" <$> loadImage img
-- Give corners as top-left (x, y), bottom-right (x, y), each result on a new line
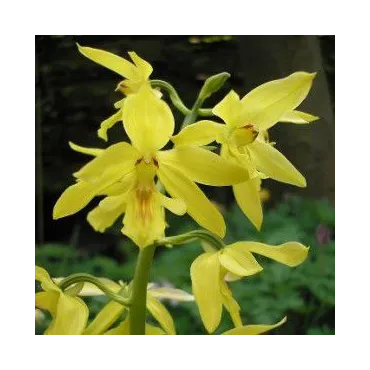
top-left (58, 273), bottom-right (131, 306)
top-left (129, 244), bottom-right (156, 334)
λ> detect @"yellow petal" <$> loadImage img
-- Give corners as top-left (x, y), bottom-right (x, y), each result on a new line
top-left (35, 291), bottom-right (59, 315)
top-left (87, 200), bottom-right (126, 233)
top-left (98, 110), bottom-right (122, 141)
top-left (279, 110), bottom-right (319, 124)
top-left (122, 191), bottom-right (166, 248)
top-left (145, 323), bottom-right (166, 335)
top-left (35, 266), bottom-right (59, 292)
top-left (157, 164), bottom-right (225, 237)
top-left (219, 280), bottom-right (243, 327)
top-left (46, 295), bottom-right (89, 335)
top-left (171, 120), bottom-right (226, 147)
top-left (77, 44), bottom-right (137, 80)
top-left (114, 98), bottom-right (125, 109)
top-left (222, 317), bottom-right (287, 335)
top-left (219, 247), bottom-right (263, 276)
top-left (233, 177), bottom-right (263, 230)
top-left (232, 241), bottom-right (309, 267)
top-left (241, 72), bottom-right (316, 130)
top-left (157, 146), bottom-right (249, 186)
top-left (101, 169), bottom-right (137, 197)
top-left (158, 193), bottom-right (187, 215)
top-left (122, 85), bottom-right (174, 154)
top-left (213, 90), bottom-right (243, 127)
top-left (69, 141), bottom-right (103, 157)
top-left (84, 300), bottom-right (126, 335)
top-left (128, 51), bottom-right (153, 80)
top-left (148, 287), bottom-right (194, 302)
top-left (147, 296), bottom-right (176, 335)
top-left (248, 139), bottom-right (306, 187)
top-left (190, 253), bottom-right (222, 333)
top-left (53, 181), bottom-right (112, 220)
top-left (104, 317), bottom-right (130, 335)
top-left (74, 142), bottom-right (140, 182)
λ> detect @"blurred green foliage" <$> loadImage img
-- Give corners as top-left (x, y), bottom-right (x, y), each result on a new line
top-left (36, 195), bottom-right (334, 335)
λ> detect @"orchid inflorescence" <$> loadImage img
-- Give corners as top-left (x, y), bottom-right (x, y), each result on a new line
top-left (35, 44), bottom-right (318, 335)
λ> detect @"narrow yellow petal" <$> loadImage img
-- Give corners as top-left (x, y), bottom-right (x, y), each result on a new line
top-left (190, 253), bottom-right (223, 333)
top-left (69, 142), bottom-right (103, 157)
top-left (97, 110), bottom-right (122, 141)
top-left (233, 178), bottom-right (263, 230)
top-left (158, 193), bottom-right (187, 215)
top-left (231, 241), bottom-right (309, 267)
top-left (122, 85), bottom-right (174, 153)
top-left (35, 266), bottom-right (59, 292)
top-left (74, 142), bottom-right (140, 182)
top-left (46, 295), bottom-right (89, 335)
top-left (53, 181), bottom-right (104, 220)
top-left (77, 44), bottom-right (137, 79)
top-left (145, 323), bottom-right (166, 335)
top-left (158, 146), bottom-right (248, 186)
top-left (241, 72), bottom-right (316, 130)
top-left (146, 296), bottom-right (176, 335)
top-left (279, 110), bottom-right (319, 124)
top-left (248, 139), bottom-right (306, 187)
top-left (213, 90), bottom-right (243, 127)
top-left (101, 169), bottom-right (137, 197)
top-left (148, 287), bottom-right (194, 302)
top-left (114, 98), bottom-right (125, 109)
top-left (219, 247), bottom-right (263, 276)
top-left (84, 300), bottom-right (125, 335)
top-left (222, 317), bottom-right (287, 335)
top-left (128, 51), bottom-right (153, 80)
top-left (35, 291), bottom-right (59, 315)
top-left (171, 120), bottom-right (226, 147)
top-left (157, 164), bottom-right (225, 237)
top-left (87, 200), bottom-right (126, 233)
top-left (219, 281), bottom-right (243, 327)
top-left (104, 317), bottom-right (130, 335)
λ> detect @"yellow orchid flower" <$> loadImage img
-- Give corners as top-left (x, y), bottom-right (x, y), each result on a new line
top-left (35, 266), bottom-right (89, 335)
top-left (172, 72), bottom-right (319, 230)
top-left (67, 278), bottom-right (193, 335)
top-left (77, 44), bottom-right (155, 141)
top-left (221, 316), bottom-right (287, 335)
top-left (53, 85), bottom-right (249, 247)
top-left (190, 241), bottom-right (309, 333)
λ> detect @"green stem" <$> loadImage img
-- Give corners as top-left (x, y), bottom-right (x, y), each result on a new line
top-left (129, 245), bottom-right (156, 335)
top-left (150, 80), bottom-right (213, 117)
top-left (181, 98), bottom-right (204, 128)
top-left (58, 273), bottom-right (131, 306)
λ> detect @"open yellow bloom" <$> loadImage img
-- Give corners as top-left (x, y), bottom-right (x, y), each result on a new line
top-left (35, 266), bottom-right (89, 335)
top-left (172, 72), bottom-right (318, 230)
top-left (190, 241), bottom-right (309, 333)
top-left (77, 44), bottom-right (154, 141)
top-left (54, 85), bottom-right (248, 247)
top-left (73, 279), bottom-right (194, 335)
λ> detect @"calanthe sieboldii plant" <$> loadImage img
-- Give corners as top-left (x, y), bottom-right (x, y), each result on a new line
top-left (172, 73), bottom-right (318, 230)
top-left (35, 44), bottom-right (318, 335)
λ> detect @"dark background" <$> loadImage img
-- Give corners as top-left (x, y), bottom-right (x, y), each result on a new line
top-left (35, 35), bottom-right (335, 335)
